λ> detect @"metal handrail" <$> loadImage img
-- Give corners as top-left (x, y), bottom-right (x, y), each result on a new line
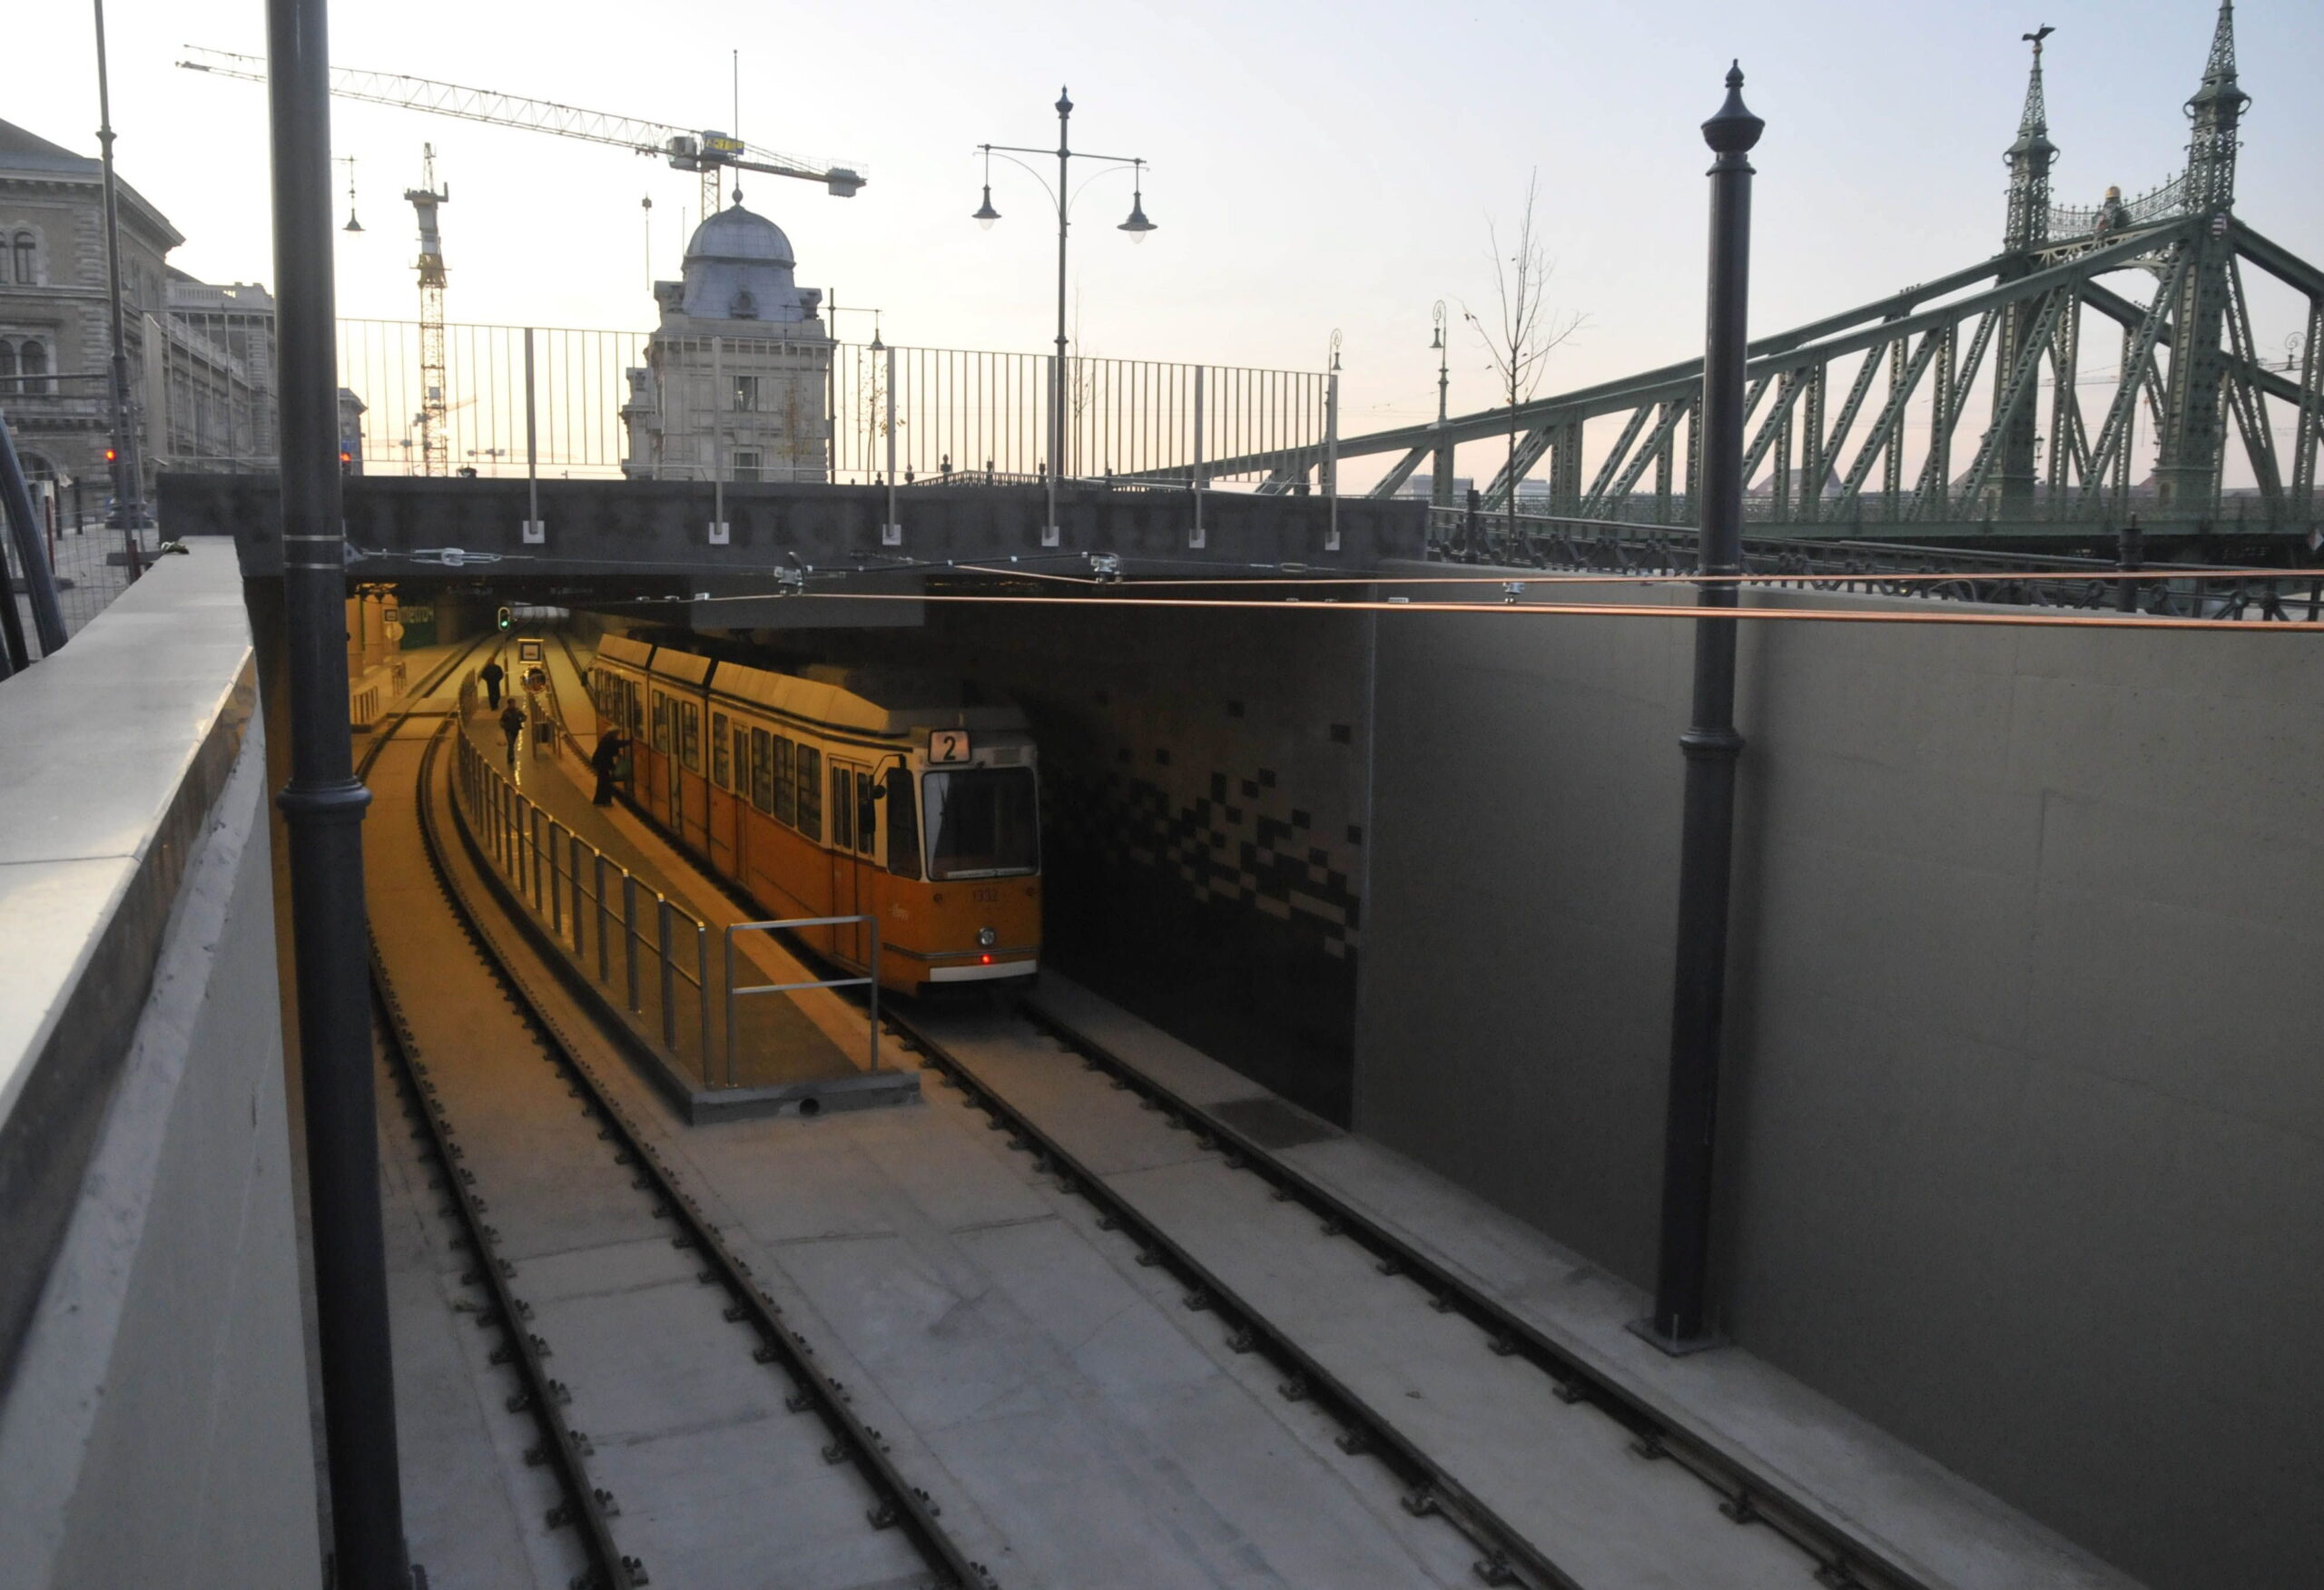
top-left (724, 916), bottom-right (881, 1088)
top-left (451, 718), bottom-right (722, 1085)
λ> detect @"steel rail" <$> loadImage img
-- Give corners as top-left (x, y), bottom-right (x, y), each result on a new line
top-left (416, 717), bottom-right (997, 1589)
top-left (360, 711), bottom-right (636, 1588)
top-left (873, 1006), bottom-right (1582, 1590)
top-left (1009, 999), bottom-right (1923, 1590)
top-left (373, 937), bottom-right (642, 1588)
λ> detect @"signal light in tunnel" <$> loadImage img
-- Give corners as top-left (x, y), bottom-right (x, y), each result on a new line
top-left (496, 605), bottom-right (513, 631)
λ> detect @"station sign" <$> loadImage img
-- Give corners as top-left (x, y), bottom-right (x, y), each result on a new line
top-left (929, 730), bottom-right (972, 764)
top-left (518, 639), bottom-right (545, 662)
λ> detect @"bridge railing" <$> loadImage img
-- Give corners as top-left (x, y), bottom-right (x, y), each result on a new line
top-left (159, 317), bottom-right (1328, 491)
top-left (1425, 505), bottom-right (2324, 622)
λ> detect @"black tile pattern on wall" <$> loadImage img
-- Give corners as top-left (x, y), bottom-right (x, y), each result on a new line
top-left (1040, 759), bottom-right (1363, 1123)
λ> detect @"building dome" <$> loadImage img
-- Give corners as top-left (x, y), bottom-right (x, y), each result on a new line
top-left (677, 203), bottom-right (807, 322)
top-left (686, 204), bottom-right (795, 267)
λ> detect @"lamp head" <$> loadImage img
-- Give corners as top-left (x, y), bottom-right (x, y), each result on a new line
top-left (1118, 193), bottom-right (1155, 240)
top-left (973, 184), bottom-right (1000, 229)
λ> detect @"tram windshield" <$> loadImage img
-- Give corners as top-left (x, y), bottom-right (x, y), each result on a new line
top-left (921, 767), bottom-right (1039, 878)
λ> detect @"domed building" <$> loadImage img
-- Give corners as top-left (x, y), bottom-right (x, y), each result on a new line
top-left (620, 203), bottom-right (832, 482)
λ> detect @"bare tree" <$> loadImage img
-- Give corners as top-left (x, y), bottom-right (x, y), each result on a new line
top-left (1463, 171), bottom-right (1586, 552)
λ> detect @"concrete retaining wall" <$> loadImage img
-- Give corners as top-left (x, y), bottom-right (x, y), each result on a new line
top-left (1354, 571), bottom-right (2324, 1589)
top-left (0, 731), bottom-right (319, 1587)
top-left (161, 471), bottom-right (1425, 585)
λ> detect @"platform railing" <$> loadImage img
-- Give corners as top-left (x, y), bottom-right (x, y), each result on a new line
top-left (724, 917), bottom-right (880, 1088)
top-left (450, 703), bottom-right (721, 1088)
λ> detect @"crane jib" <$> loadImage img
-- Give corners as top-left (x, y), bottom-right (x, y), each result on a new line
top-left (175, 45), bottom-right (866, 195)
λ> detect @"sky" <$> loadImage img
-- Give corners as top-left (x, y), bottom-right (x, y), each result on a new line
top-left (12, 0), bottom-right (2322, 487)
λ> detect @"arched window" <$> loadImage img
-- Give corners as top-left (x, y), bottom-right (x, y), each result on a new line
top-left (0, 341), bottom-right (15, 384)
top-left (21, 340), bottom-right (47, 394)
top-left (11, 232), bottom-right (34, 285)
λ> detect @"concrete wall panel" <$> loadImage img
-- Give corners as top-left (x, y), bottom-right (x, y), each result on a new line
top-left (1356, 574), bottom-right (2324, 1588)
top-left (0, 732), bottom-right (319, 1588)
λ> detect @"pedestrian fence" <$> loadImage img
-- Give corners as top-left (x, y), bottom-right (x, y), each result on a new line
top-left (320, 318), bottom-right (1328, 490)
top-left (448, 693), bottom-right (879, 1091)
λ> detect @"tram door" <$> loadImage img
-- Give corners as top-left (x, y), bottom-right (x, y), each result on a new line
top-left (828, 760), bottom-right (876, 969)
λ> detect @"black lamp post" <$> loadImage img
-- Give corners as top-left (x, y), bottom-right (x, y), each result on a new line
top-left (1640, 62), bottom-right (1763, 1356)
top-left (91, 0), bottom-right (145, 570)
top-left (267, 0), bottom-right (414, 1579)
top-left (972, 91), bottom-right (1155, 545)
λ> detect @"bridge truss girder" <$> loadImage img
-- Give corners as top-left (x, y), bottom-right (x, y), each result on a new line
top-left (1198, 213), bottom-right (2324, 535)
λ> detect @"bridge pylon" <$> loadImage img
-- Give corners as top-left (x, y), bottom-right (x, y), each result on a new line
top-left (2153, 0), bottom-right (2250, 514)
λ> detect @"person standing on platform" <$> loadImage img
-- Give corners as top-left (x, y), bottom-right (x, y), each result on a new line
top-left (498, 701), bottom-right (525, 763)
top-left (479, 657), bottom-right (506, 709)
top-left (591, 728), bottom-right (629, 806)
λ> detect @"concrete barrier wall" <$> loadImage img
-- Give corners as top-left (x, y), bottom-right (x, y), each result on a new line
top-left (1354, 572), bottom-right (2323, 1590)
top-left (161, 471), bottom-right (1426, 584)
top-left (0, 553), bottom-right (318, 1587)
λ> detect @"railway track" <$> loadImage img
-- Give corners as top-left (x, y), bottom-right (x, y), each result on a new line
top-left (367, 713), bottom-right (995, 1589)
top-left (1000, 1000), bottom-right (1926, 1590)
top-left (881, 997), bottom-right (1926, 1590)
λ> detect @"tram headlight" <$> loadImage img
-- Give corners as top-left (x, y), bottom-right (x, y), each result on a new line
top-left (977, 927), bottom-right (997, 948)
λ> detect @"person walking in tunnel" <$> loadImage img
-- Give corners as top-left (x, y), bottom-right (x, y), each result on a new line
top-left (479, 656), bottom-right (506, 710)
top-left (498, 701), bottom-right (525, 764)
top-left (590, 727), bottom-right (630, 806)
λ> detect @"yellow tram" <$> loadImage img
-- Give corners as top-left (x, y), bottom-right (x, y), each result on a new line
top-left (590, 634), bottom-right (1040, 996)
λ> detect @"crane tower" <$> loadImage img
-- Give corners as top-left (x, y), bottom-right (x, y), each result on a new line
top-left (403, 144), bottom-right (449, 477)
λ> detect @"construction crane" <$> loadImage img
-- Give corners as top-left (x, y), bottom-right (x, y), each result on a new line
top-left (405, 144), bottom-right (449, 476)
top-left (175, 45), bottom-right (867, 222)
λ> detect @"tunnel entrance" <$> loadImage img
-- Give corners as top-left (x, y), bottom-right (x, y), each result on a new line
top-left (586, 595), bottom-right (1372, 1125)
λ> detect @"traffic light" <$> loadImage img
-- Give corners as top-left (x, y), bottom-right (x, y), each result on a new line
top-left (103, 447), bottom-right (117, 464)
top-left (496, 605), bottom-right (513, 631)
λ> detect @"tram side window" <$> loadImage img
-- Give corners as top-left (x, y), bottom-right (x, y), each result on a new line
top-left (680, 702), bottom-right (703, 772)
top-left (854, 772), bottom-right (876, 857)
top-left (651, 693), bottom-right (671, 752)
top-left (830, 767), bottom-right (853, 850)
top-left (733, 722), bottom-right (749, 793)
top-left (795, 745), bottom-right (822, 841)
top-left (749, 728), bottom-right (773, 812)
top-left (773, 736), bottom-right (795, 824)
top-left (884, 768), bottom-right (921, 878)
top-left (712, 713), bottom-right (730, 788)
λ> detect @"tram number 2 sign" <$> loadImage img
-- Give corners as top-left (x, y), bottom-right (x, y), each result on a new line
top-left (930, 730), bottom-right (973, 765)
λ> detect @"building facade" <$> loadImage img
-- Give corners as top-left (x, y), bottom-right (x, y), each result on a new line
top-left (621, 205), bottom-right (832, 483)
top-left (153, 275), bottom-right (279, 470)
top-left (0, 118), bottom-right (179, 508)
top-left (0, 118), bottom-right (305, 519)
